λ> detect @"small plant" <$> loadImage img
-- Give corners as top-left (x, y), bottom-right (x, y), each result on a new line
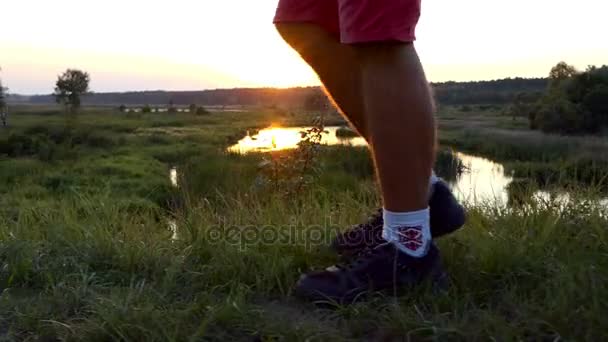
top-left (257, 116), bottom-right (325, 197)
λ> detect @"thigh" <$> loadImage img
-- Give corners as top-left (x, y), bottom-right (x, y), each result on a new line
top-left (339, 0), bottom-right (421, 44)
top-left (274, 0), bottom-right (340, 37)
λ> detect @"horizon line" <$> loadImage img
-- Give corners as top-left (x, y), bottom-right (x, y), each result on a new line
top-left (8, 75), bottom-right (549, 97)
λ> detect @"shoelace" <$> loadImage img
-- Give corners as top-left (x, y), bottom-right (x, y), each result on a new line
top-left (334, 243), bottom-right (392, 271)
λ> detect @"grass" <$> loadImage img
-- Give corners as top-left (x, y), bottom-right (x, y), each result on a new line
top-left (1, 190), bottom-right (606, 340)
top-left (0, 105), bottom-right (607, 340)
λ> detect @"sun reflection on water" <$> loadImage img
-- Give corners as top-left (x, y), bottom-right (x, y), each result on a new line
top-left (227, 126), bottom-right (367, 154)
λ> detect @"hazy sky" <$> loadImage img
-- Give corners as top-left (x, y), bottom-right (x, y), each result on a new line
top-left (1, 0), bottom-right (606, 94)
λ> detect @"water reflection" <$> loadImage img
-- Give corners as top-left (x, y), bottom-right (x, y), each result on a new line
top-left (169, 167), bottom-right (179, 240)
top-left (169, 220), bottom-right (178, 241)
top-left (226, 126), bottom-right (607, 208)
top-left (444, 153), bottom-right (514, 205)
top-left (227, 126), bottom-right (367, 154)
top-left (170, 167), bottom-right (178, 187)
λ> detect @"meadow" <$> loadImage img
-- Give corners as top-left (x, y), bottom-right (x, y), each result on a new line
top-left (0, 105), bottom-right (606, 341)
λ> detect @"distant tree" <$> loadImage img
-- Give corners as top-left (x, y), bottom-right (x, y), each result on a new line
top-left (583, 84), bottom-right (608, 126)
top-left (0, 67), bottom-right (7, 111)
top-left (118, 104), bottom-right (127, 112)
top-left (54, 69), bottom-right (90, 114)
top-left (548, 62), bottom-right (578, 90)
top-left (196, 106), bottom-right (210, 115)
top-left (535, 95), bottom-right (581, 134)
top-left (508, 92), bottom-right (540, 122)
top-left (168, 100), bottom-right (177, 114)
top-left (0, 67), bottom-right (9, 127)
top-left (189, 104), bottom-right (197, 113)
top-left (142, 104), bottom-right (152, 113)
top-left (529, 63), bottom-right (608, 134)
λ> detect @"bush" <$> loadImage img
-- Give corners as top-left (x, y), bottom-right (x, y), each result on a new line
top-left (528, 64), bottom-right (608, 135)
top-left (196, 107), bottom-right (210, 115)
top-left (535, 97), bottom-right (581, 134)
top-left (3, 134), bottom-right (38, 157)
top-left (142, 105), bottom-right (152, 113)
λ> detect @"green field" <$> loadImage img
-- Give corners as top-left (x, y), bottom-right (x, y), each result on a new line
top-left (0, 106), bottom-right (606, 341)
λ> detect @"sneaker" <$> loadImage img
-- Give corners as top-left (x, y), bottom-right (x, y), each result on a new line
top-left (295, 242), bottom-right (447, 304)
top-left (331, 180), bottom-right (466, 257)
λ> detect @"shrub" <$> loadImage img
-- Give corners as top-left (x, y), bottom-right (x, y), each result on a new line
top-left (196, 107), bottom-right (210, 115)
top-left (142, 105), bottom-right (152, 113)
top-left (528, 64), bottom-right (608, 134)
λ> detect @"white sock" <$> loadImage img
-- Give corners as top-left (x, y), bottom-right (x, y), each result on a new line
top-left (382, 208), bottom-right (432, 258)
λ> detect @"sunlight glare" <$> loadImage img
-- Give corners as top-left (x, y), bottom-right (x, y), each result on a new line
top-left (228, 126), bottom-right (367, 154)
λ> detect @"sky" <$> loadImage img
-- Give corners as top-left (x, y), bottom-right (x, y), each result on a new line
top-left (1, 0), bottom-right (607, 94)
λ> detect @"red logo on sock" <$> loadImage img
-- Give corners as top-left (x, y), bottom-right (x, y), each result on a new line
top-left (397, 226), bottom-right (424, 251)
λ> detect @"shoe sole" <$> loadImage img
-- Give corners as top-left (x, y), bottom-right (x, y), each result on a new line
top-left (295, 253), bottom-right (450, 305)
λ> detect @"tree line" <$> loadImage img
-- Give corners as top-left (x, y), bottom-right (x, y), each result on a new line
top-left (509, 62), bottom-right (608, 134)
top-left (8, 64), bottom-right (606, 136)
top-left (15, 78), bottom-right (548, 108)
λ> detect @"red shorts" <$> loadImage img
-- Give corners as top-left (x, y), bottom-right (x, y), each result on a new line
top-left (274, 0), bottom-right (421, 44)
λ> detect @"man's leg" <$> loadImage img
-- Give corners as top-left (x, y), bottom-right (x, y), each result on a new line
top-left (276, 23), bottom-right (465, 258)
top-left (289, 0), bottom-right (463, 302)
top-left (294, 40), bottom-right (445, 302)
top-left (275, 23), bottom-right (370, 139)
top-left (358, 43), bottom-right (435, 213)
top-left (357, 43), bottom-right (435, 258)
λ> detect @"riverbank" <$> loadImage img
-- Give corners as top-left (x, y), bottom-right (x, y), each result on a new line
top-left (437, 107), bottom-right (608, 192)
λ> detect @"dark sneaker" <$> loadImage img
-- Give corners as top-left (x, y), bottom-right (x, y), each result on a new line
top-left (331, 180), bottom-right (466, 257)
top-left (295, 242), bottom-right (447, 304)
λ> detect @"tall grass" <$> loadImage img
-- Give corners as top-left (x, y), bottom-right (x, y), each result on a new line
top-left (1, 187), bottom-right (606, 340)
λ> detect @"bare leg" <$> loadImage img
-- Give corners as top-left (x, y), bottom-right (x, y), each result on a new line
top-left (356, 43), bottom-right (436, 212)
top-left (275, 23), bottom-right (370, 140)
top-left (277, 23), bottom-right (436, 210)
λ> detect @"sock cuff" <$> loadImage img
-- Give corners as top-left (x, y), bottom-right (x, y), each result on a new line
top-left (383, 207), bottom-right (430, 219)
